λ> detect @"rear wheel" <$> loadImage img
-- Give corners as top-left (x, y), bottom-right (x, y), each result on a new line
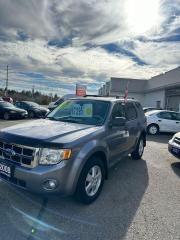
top-left (4, 112), bottom-right (10, 120)
top-left (147, 124), bottom-right (159, 135)
top-left (28, 111), bottom-right (35, 118)
top-left (131, 137), bottom-right (144, 160)
top-left (75, 157), bottom-right (105, 204)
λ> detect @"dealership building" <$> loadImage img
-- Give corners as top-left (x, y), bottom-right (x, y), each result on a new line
top-left (98, 66), bottom-right (180, 112)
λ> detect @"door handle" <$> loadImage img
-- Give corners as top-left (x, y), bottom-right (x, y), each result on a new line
top-left (176, 122), bottom-right (179, 124)
top-left (158, 120), bottom-right (162, 122)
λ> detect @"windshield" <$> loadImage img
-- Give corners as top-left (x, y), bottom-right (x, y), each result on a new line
top-left (47, 100), bottom-right (110, 125)
top-left (0, 102), bottom-right (15, 108)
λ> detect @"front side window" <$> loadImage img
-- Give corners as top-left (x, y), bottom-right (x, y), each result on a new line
top-left (27, 102), bottom-right (39, 107)
top-left (47, 100), bottom-right (110, 126)
top-left (111, 103), bottom-right (125, 119)
top-left (15, 102), bottom-right (21, 107)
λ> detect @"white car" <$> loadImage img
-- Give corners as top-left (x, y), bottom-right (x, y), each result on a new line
top-left (48, 94), bottom-right (78, 111)
top-left (168, 132), bottom-right (180, 159)
top-left (146, 110), bottom-right (180, 135)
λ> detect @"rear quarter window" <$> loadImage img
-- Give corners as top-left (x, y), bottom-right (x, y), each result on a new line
top-left (134, 102), bottom-right (145, 118)
top-left (125, 103), bottom-right (137, 120)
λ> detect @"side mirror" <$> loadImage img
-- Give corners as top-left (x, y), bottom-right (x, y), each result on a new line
top-left (110, 117), bottom-right (126, 127)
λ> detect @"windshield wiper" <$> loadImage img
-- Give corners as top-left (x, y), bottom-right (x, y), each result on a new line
top-left (46, 116), bottom-right (79, 123)
top-left (59, 118), bottom-right (82, 123)
top-left (46, 117), bottom-right (59, 121)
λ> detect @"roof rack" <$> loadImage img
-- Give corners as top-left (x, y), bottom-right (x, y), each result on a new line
top-left (83, 95), bottom-right (135, 100)
top-left (84, 95), bottom-right (102, 97)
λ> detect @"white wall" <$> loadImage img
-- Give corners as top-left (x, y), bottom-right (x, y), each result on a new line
top-left (109, 89), bottom-right (166, 108)
top-left (110, 91), bottom-right (145, 104)
top-left (144, 90), bottom-right (165, 108)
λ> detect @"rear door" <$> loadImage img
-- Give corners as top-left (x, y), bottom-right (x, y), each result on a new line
top-left (170, 112), bottom-right (180, 132)
top-left (156, 111), bottom-right (176, 132)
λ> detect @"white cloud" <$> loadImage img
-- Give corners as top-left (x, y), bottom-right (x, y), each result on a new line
top-left (0, 0), bottom-right (179, 95)
top-left (131, 40), bottom-right (180, 66)
top-left (0, 0), bottom-right (55, 40)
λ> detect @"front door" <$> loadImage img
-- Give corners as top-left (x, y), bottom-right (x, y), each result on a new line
top-left (106, 103), bottom-right (130, 166)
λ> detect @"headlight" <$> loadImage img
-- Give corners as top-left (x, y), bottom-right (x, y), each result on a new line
top-left (39, 148), bottom-right (72, 165)
top-left (171, 134), bottom-right (176, 142)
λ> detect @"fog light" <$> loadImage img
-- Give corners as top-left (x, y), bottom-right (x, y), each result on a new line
top-left (43, 179), bottom-right (58, 190)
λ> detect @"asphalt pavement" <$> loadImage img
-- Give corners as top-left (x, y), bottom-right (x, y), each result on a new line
top-left (0, 119), bottom-right (179, 240)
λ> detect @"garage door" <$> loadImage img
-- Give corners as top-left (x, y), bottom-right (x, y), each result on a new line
top-left (167, 96), bottom-right (180, 112)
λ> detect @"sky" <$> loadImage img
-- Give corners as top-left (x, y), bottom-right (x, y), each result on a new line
top-left (0, 0), bottom-right (180, 96)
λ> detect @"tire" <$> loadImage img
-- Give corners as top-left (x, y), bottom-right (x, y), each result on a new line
top-left (131, 137), bottom-right (144, 160)
top-left (75, 157), bottom-right (105, 204)
top-left (28, 111), bottom-right (35, 118)
top-left (147, 124), bottom-right (159, 135)
top-left (4, 112), bottom-right (10, 120)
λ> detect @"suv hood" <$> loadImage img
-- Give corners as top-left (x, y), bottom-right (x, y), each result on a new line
top-left (0, 119), bottom-right (100, 147)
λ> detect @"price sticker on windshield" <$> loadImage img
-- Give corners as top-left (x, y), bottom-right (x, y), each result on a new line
top-left (71, 104), bottom-right (93, 117)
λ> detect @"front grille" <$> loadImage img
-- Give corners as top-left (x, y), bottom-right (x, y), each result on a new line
top-left (0, 141), bottom-right (37, 167)
top-left (174, 137), bottom-right (180, 145)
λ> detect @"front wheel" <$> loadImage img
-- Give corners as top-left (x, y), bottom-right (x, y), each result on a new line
top-left (131, 137), bottom-right (144, 160)
top-left (28, 111), bottom-right (35, 118)
top-left (4, 112), bottom-right (10, 120)
top-left (147, 124), bottom-right (159, 135)
top-left (75, 157), bottom-right (105, 204)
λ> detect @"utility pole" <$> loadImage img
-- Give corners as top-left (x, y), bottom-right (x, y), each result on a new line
top-left (32, 85), bottom-right (35, 98)
top-left (5, 65), bottom-right (8, 96)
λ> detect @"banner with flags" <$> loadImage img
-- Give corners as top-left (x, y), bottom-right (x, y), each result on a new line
top-left (124, 82), bottom-right (129, 102)
top-left (76, 84), bottom-right (87, 96)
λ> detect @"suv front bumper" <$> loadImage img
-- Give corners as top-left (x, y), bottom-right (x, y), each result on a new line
top-left (0, 158), bottom-right (77, 196)
top-left (168, 140), bottom-right (180, 159)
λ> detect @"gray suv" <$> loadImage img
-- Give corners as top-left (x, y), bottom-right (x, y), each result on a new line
top-left (0, 97), bottom-right (146, 204)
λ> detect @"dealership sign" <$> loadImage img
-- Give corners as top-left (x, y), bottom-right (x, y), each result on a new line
top-left (76, 84), bottom-right (87, 96)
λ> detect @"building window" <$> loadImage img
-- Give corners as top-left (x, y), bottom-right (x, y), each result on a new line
top-left (156, 101), bottom-right (161, 109)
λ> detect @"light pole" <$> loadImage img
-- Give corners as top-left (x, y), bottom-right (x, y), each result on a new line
top-left (5, 65), bottom-right (8, 96)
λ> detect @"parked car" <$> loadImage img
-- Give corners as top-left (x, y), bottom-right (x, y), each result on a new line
top-left (146, 110), bottom-right (180, 135)
top-left (0, 101), bottom-right (27, 120)
top-left (48, 94), bottom-right (78, 111)
top-left (0, 97), bottom-right (146, 204)
top-left (48, 98), bottom-right (64, 111)
top-left (2, 97), bottom-right (13, 104)
top-left (15, 101), bottom-right (49, 118)
top-left (143, 107), bottom-right (162, 113)
top-left (168, 132), bottom-right (180, 159)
